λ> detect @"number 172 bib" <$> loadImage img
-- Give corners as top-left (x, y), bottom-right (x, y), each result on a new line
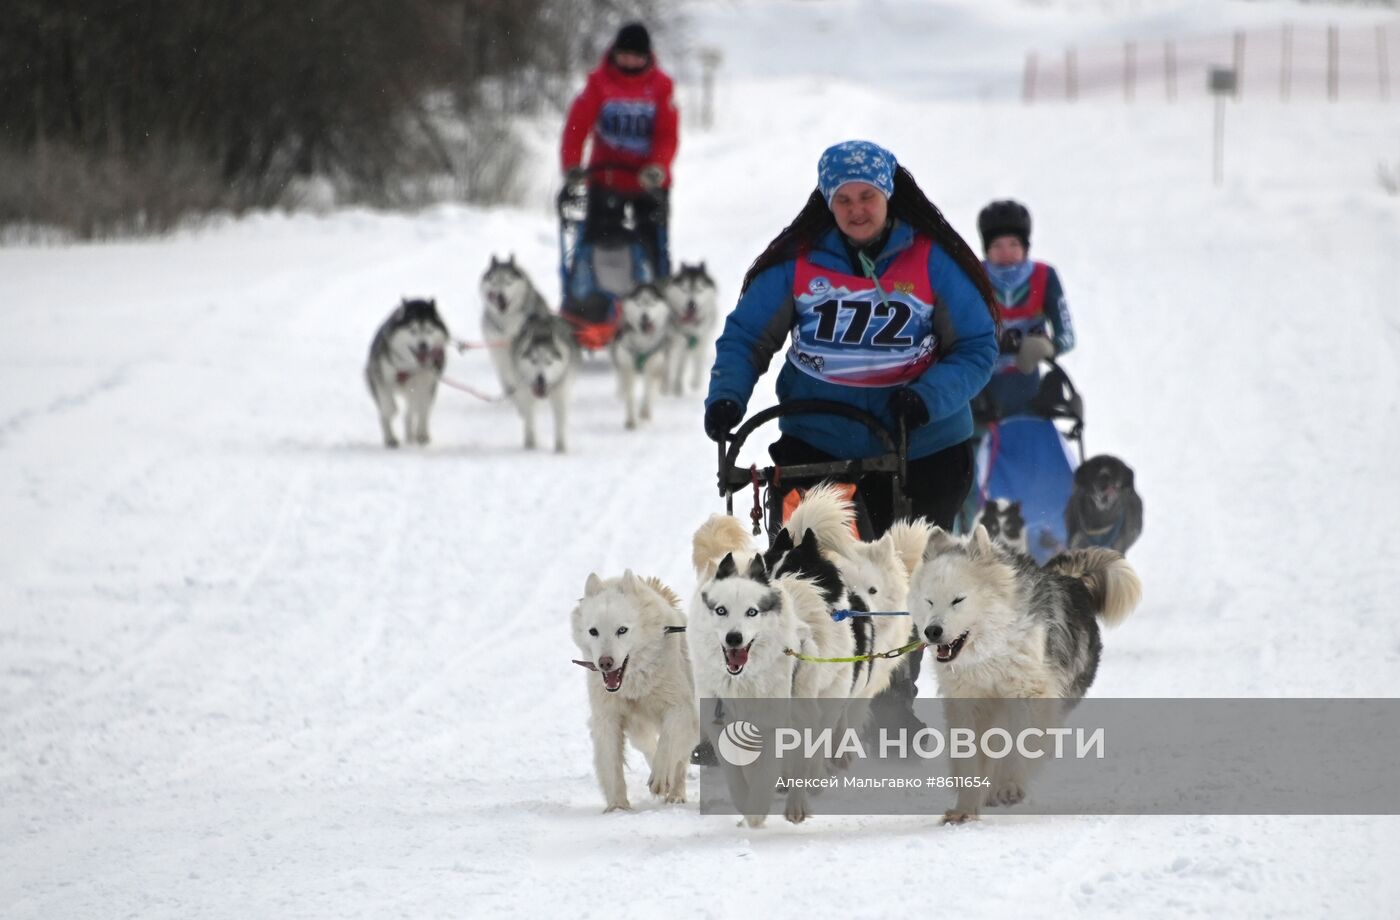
top-left (787, 236), bottom-right (939, 387)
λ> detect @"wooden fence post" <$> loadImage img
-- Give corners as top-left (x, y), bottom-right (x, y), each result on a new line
top-left (1165, 41), bottom-right (1177, 102)
top-left (1232, 30), bottom-right (1246, 100)
top-left (1328, 24), bottom-right (1339, 101)
top-left (1378, 25), bottom-right (1390, 102)
top-left (1125, 41), bottom-right (1136, 103)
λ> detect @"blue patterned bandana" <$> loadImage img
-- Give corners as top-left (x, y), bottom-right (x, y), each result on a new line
top-left (818, 140), bottom-right (897, 207)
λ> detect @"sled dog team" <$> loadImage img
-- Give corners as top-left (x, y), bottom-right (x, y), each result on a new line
top-left (364, 257), bottom-right (719, 451)
top-left (570, 484), bottom-right (1142, 826)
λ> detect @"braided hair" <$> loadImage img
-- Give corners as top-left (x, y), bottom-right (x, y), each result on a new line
top-left (740, 165), bottom-right (1001, 333)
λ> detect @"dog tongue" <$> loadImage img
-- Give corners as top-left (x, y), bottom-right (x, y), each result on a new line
top-left (724, 646), bottom-right (750, 671)
top-left (532, 376), bottom-right (547, 398)
top-left (603, 667), bottom-right (624, 691)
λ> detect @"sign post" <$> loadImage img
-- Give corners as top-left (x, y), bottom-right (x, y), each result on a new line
top-left (1208, 67), bottom-right (1238, 188)
top-left (699, 48), bottom-right (723, 130)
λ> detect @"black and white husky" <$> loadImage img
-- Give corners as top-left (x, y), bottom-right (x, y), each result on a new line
top-left (364, 297), bottom-right (449, 448)
top-left (765, 483), bottom-right (931, 702)
top-left (610, 284), bottom-right (672, 430)
top-left (571, 571), bottom-right (698, 812)
top-left (479, 256), bottom-right (576, 451)
top-left (973, 498), bottom-right (1029, 556)
top-left (662, 262), bottom-right (718, 395)
top-left (689, 514), bottom-right (856, 826)
top-left (908, 525), bottom-right (1142, 823)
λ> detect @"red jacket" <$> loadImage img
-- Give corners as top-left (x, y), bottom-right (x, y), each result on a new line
top-left (561, 52), bottom-right (678, 194)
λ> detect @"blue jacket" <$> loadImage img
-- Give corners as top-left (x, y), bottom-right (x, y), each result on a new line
top-left (706, 221), bottom-right (998, 460)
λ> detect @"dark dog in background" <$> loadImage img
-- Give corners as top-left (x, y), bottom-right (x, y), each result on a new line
top-left (1064, 455), bottom-right (1143, 554)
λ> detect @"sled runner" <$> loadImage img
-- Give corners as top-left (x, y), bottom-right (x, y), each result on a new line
top-left (715, 400), bottom-right (910, 545)
top-left (967, 359), bottom-right (1086, 563)
top-left (557, 165), bottom-right (669, 351)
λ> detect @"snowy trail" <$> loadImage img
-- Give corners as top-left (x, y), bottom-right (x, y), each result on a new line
top-left (5, 0), bottom-right (1400, 917)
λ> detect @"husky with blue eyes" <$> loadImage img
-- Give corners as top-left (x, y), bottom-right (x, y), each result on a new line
top-left (907, 526), bottom-right (1142, 823)
top-left (688, 514), bottom-right (857, 826)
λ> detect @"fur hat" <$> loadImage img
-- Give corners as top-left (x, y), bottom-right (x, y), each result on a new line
top-left (817, 140), bottom-right (897, 207)
top-left (613, 22), bottom-right (651, 57)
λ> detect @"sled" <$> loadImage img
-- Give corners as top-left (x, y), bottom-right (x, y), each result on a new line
top-left (557, 165), bottom-right (669, 351)
top-left (715, 400), bottom-right (910, 545)
top-left (967, 360), bottom-right (1087, 564)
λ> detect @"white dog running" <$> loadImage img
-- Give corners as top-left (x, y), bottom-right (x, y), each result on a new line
top-left (571, 570), bottom-right (698, 812)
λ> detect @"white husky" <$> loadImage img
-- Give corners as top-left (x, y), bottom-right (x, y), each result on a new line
top-left (662, 263), bottom-right (719, 395)
top-left (907, 526), bottom-right (1142, 823)
top-left (571, 570), bottom-right (698, 812)
top-left (689, 514), bottom-right (856, 826)
top-left (610, 284), bottom-right (673, 430)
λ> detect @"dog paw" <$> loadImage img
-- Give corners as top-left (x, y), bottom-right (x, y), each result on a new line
top-left (742, 815), bottom-right (768, 829)
top-left (384, 438), bottom-right (400, 449)
top-left (986, 783), bottom-right (1025, 808)
top-left (784, 796), bottom-right (811, 825)
top-left (941, 810), bottom-right (979, 825)
top-left (625, 418), bottom-right (637, 430)
top-left (554, 442), bottom-right (566, 454)
top-left (603, 801), bottom-right (632, 813)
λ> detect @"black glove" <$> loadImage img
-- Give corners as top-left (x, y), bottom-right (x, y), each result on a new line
top-left (704, 399), bottom-right (742, 442)
top-left (889, 388), bottom-right (930, 430)
top-left (564, 166), bottom-right (588, 185)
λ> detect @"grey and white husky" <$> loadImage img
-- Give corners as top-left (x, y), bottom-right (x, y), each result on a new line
top-left (610, 284), bottom-right (672, 430)
top-left (478, 256), bottom-right (576, 451)
top-left (907, 525), bottom-right (1142, 823)
top-left (510, 312), bottom-right (578, 452)
top-left (662, 262), bottom-right (718, 395)
top-left (571, 570), bottom-right (698, 812)
top-left (364, 297), bottom-right (449, 448)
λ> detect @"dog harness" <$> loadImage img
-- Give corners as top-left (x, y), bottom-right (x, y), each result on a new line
top-left (787, 236), bottom-right (939, 387)
top-left (1077, 511), bottom-right (1126, 549)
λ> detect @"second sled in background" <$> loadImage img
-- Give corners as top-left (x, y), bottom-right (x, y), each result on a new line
top-left (557, 165), bottom-right (668, 351)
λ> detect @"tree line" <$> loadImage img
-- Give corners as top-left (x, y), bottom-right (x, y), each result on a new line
top-left (0, 0), bottom-right (671, 238)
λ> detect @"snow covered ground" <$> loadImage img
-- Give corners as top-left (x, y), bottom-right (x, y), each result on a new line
top-left (3, 0), bottom-right (1399, 917)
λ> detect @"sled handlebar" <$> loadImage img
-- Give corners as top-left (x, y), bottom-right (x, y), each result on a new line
top-left (558, 164), bottom-right (666, 214)
top-left (716, 400), bottom-right (909, 521)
